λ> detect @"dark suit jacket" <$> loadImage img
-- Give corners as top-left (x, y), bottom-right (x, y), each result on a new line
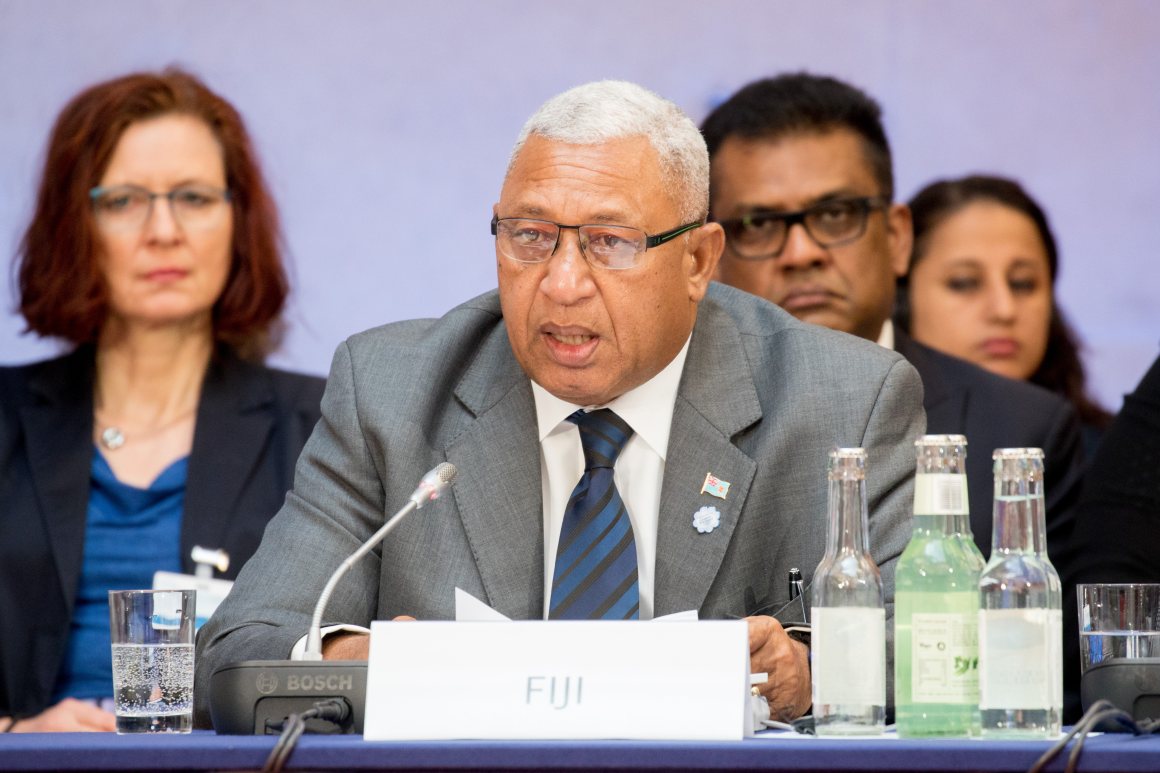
top-left (894, 330), bottom-right (1085, 561)
top-left (1062, 351), bottom-right (1159, 721)
top-left (0, 346), bottom-right (324, 719)
top-left (1066, 351), bottom-right (1160, 580)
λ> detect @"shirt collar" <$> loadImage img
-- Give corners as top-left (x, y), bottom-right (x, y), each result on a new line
top-left (876, 318), bottom-right (895, 350)
top-left (530, 336), bottom-right (691, 462)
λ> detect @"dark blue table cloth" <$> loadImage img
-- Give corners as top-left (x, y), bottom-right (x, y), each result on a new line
top-left (2, 730), bottom-right (1158, 771)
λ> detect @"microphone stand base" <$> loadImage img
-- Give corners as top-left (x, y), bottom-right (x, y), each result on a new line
top-left (209, 660), bottom-right (368, 735)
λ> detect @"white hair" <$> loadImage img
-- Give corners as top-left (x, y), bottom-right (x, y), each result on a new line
top-left (507, 80), bottom-right (709, 223)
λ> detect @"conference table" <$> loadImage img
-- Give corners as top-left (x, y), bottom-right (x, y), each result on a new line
top-left (2, 730), bottom-right (1160, 772)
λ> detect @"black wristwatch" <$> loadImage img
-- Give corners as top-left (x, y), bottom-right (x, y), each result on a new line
top-left (785, 624), bottom-right (811, 650)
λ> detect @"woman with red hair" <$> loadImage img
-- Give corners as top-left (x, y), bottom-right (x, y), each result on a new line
top-left (0, 69), bottom-right (324, 731)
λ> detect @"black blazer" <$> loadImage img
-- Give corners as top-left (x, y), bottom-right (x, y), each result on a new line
top-left (1066, 351), bottom-right (1160, 580)
top-left (0, 346), bottom-right (324, 718)
top-left (1062, 351), bottom-right (1159, 721)
top-left (895, 330), bottom-right (1085, 560)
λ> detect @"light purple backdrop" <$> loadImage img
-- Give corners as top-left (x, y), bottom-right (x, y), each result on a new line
top-left (2, 0), bottom-right (1157, 410)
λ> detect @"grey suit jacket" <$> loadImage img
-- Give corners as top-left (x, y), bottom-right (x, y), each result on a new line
top-left (194, 283), bottom-right (926, 722)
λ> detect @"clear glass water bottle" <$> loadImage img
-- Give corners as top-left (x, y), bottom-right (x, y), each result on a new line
top-left (811, 448), bottom-right (886, 735)
top-left (895, 435), bottom-right (980, 737)
top-left (1022, 448), bottom-right (1063, 731)
top-left (978, 449), bottom-right (1057, 737)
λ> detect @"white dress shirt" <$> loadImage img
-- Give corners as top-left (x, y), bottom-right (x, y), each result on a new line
top-left (531, 337), bottom-right (690, 620)
top-left (876, 319), bottom-right (894, 350)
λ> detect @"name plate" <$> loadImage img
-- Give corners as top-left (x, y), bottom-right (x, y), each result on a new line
top-left (364, 620), bottom-right (748, 740)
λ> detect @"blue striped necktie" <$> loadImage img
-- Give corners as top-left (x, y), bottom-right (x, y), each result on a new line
top-left (549, 409), bottom-right (639, 620)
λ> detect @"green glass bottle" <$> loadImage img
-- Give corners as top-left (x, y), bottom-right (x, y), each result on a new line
top-left (895, 435), bottom-right (980, 737)
top-left (946, 456), bottom-right (987, 737)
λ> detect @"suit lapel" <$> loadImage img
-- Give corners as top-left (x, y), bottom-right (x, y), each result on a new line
top-left (22, 349), bottom-right (96, 605)
top-left (182, 352), bottom-right (275, 572)
top-left (447, 324), bottom-right (544, 620)
top-left (654, 301), bottom-right (762, 616)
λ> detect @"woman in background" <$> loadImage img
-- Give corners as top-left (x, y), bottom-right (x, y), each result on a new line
top-left (896, 174), bottom-right (1112, 451)
top-left (0, 69), bottom-right (324, 731)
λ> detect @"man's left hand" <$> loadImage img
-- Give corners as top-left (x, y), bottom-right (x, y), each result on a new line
top-left (746, 615), bottom-right (810, 721)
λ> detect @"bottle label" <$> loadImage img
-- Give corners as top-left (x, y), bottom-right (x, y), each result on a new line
top-left (1049, 608), bottom-right (1063, 711)
top-left (978, 609), bottom-right (1051, 709)
top-left (812, 607), bottom-right (885, 706)
top-left (910, 612), bottom-right (979, 703)
top-left (914, 473), bottom-right (968, 515)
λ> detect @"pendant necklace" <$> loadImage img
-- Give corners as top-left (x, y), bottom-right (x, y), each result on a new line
top-left (95, 407), bottom-right (197, 451)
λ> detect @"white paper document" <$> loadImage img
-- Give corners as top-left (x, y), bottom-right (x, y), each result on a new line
top-left (453, 588), bottom-right (511, 621)
top-left (453, 587), bottom-right (699, 622)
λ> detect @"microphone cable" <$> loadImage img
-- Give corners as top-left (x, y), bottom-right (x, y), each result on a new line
top-left (261, 698), bottom-right (351, 773)
top-left (1027, 699), bottom-right (1160, 773)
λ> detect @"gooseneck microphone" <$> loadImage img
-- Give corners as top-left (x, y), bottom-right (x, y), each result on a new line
top-left (299, 462), bottom-right (458, 661)
top-left (209, 463), bottom-right (458, 734)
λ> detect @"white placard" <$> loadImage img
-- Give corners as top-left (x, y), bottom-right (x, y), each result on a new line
top-left (364, 620), bottom-right (748, 740)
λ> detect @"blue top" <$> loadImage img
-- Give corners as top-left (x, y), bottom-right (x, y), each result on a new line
top-left (51, 450), bottom-right (188, 701)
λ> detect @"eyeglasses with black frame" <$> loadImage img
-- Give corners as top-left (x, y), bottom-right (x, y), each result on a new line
top-left (89, 184), bottom-right (232, 232)
top-left (716, 196), bottom-right (888, 261)
top-left (491, 215), bottom-right (703, 270)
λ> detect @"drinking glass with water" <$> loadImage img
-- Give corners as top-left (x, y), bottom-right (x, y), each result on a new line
top-left (1079, 584), bottom-right (1160, 668)
top-left (108, 589), bottom-right (196, 733)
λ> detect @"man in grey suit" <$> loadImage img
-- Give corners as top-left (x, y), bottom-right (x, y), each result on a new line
top-left (196, 80), bottom-right (926, 724)
top-left (701, 73), bottom-right (1085, 560)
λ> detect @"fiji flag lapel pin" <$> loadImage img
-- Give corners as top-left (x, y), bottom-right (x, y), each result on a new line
top-left (695, 472), bottom-right (730, 534)
top-left (701, 472), bottom-right (730, 500)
